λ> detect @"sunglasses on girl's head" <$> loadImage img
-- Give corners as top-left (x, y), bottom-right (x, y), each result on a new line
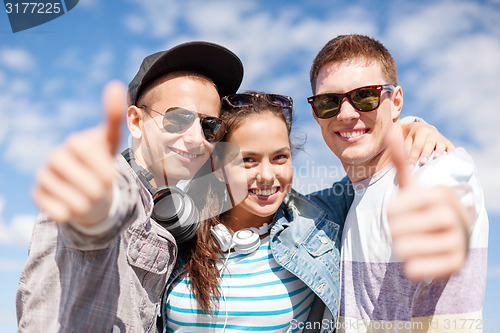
top-left (307, 84), bottom-right (396, 119)
top-left (139, 106), bottom-right (227, 143)
top-left (222, 93), bottom-right (293, 109)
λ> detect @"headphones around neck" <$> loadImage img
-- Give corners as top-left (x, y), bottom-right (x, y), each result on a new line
top-left (122, 148), bottom-right (200, 243)
top-left (211, 223), bottom-right (270, 254)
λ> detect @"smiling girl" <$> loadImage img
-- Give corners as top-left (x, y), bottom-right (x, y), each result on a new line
top-left (162, 92), bottom-right (453, 332)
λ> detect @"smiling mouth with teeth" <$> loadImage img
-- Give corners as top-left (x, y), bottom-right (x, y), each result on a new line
top-left (250, 187), bottom-right (279, 196)
top-left (338, 130), bottom-right (367, 139)
top-left (170, 147), bottom-right (202, 159)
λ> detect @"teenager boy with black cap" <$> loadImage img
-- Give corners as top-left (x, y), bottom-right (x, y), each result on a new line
top-left (17, 41), bottom-right (243, 333)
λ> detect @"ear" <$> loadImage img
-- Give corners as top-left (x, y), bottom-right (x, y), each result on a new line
top-left (127, 105), bottom-right (144, 140)
top-left (392, 86), bottom-right (404, 121)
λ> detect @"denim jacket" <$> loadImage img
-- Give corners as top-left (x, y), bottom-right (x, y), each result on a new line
top-left (160, 178), bottom-right (353, 333)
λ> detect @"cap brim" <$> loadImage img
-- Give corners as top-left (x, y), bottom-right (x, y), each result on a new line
top-left (132, 41), bottom-right (243, 104)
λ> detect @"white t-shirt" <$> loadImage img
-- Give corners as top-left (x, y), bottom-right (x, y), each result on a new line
top-left (339, 148), bottom-right (489, 333)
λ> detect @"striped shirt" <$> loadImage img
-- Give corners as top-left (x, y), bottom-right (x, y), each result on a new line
top-left (165, 235), bottom-right (315, 332)
top-left (339, 149), bottom-right (488, 333)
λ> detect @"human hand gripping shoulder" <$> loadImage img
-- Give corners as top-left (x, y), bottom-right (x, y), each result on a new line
top-left (400, 116), bottom-right (456, 168)
top-left (385, 130), bottom-right (485, 282)
top-left (32, 81), bottom-right (127, 243)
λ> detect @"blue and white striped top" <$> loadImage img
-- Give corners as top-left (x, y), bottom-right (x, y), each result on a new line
top-left (165, 235), bottom-right (314, 332)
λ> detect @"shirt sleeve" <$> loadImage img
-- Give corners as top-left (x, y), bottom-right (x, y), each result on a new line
top-left (57, 157), bottom-right (150, 251)
top-left (415, 147), bottom-right (489, 246)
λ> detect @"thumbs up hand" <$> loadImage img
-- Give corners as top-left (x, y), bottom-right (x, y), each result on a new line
top-left (104, 81), bottom-right (125, 155)
top-left (386, 130), bottom-right (470, 281)
top-left (33, 81), bottom-right (126, 227)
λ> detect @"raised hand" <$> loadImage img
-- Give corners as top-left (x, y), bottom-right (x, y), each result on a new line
top-left (386, 130), bottom-right (470, 281)
top-left (33, 81), bottom-right (126, 227)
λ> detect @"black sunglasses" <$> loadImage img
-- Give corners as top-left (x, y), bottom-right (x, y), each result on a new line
top-left (223, 93), bottom-right (293, 110)
top-left (139, 106), bottom-right (226, 143)
top-left (307, 84), bottom-right (395, 119)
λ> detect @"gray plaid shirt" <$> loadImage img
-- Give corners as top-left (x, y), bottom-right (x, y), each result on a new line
top-left (16, 155), bottom-right (177, 332)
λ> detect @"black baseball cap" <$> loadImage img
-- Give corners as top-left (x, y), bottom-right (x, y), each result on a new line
top-left (128, 41), bottom-right (244, 105)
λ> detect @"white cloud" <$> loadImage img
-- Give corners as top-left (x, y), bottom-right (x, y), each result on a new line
top-left (1, 95), bottom-right (100, 174)
top-left (56, 99), bottom-right (101, 128)
top-left (124, 15), bottom-right (147, 35)
top-left (88, 48), bottom-right (114, 83)
top-left (4, 132), bottom-right (58, 173)
top-left (0, 48), bottom-right (35, 72)
top-left (125, 0), bottom-right (377, 89)
top-left (180, 1), bottom-right (377, 87)
top-left (383, 1), bottom-right (500, 212)
top-left (387, 2), bottom-right (498, 60)
top-left (0, 92), bottom-right (58, 173)
top-left (56, 47), bottom-right (114, 84)
top-left (0, 197), bottom-right (35, 247)
top-left (0, 45), bottom-right (116, 175)
top-left (0, 100), bottom-right (8, 148)
top-left (412, 34), bottom-right (500, 212)
top-left (42, 78), bottom-right (66, 96)
top-left (125, 0), bottom-right (181, 37)
top-left (8, 78), bottom-right (32, 96)
top-left (55, 47), bottom-right (114, 83)
top-left (422, 36), bottom-right (499, 140)
top-left (56, 48), bottom-right (83, 71)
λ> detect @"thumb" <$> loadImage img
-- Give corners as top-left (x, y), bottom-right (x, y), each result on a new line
top-left (103, 80), bottom-right (126, 154)
top-left (386, 129), bottom-right (415, 189)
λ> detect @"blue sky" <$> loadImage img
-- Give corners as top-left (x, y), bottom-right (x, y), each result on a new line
top-left (1, 0), bottom-right (499, 331)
